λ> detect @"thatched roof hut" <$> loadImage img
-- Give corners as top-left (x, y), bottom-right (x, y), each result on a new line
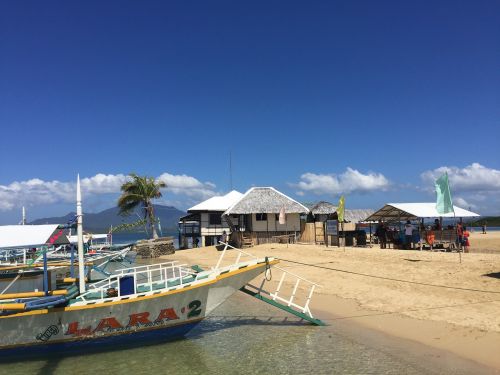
top-left (344, 209), bottom-right (375, 223)
top-left (310, 201), bottom-right (337, 215)
top-left (224, 187), bottom-right (309, 215)
top-left (308, 201), bottom-right (374, 223)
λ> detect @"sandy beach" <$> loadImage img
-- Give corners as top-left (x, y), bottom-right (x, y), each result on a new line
top-left (160, 230), bottom-right (500, 371)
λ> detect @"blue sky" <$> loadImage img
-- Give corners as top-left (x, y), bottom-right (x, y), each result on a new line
top-left (1, 1), bottom-right (499, 224)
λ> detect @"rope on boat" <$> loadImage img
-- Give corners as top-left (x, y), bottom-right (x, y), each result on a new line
top-left (264, 256), bottom-right (272, 281)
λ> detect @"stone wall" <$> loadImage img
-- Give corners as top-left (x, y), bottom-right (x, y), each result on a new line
top-left (133, 236), bottom-right (175, 258)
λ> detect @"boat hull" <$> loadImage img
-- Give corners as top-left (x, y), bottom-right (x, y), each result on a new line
top-left (0, 320), bottom-right (201, 358)
top-left (0, 279), bottom-right (212, 355)
top-left (0, 259), bottom-right (272, 357)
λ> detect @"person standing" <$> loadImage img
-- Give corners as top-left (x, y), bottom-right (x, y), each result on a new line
top-left (404, 220), bottom-right (413, 250)
top-left (462, 226), bottom-right (471, 252)
top-left (482, 222), bottom-right (487, 234)
top-left (375, 222), bottom-right (387, 249)
top-left (433, 219), bottom-right (441, 230)
top-left (456, 222), bottom-right (464, 250)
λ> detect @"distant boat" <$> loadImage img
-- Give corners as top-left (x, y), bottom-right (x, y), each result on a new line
top-left (0, 224), bottom-right (131, 294)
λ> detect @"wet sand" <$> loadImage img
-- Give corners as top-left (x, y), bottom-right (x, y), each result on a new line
top-left (160, 231), bottom-right (500, 371)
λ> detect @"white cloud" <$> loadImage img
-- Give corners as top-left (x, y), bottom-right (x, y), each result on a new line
top-left (420, 163), bottom-right (500, 214)
top-left (420, 163), bottom-right (500, 193)
top-left (453, 197), bottom-right (470, 209)
top-left (81, 174), bottom-right (128, 194)
top-left (157, 173), bottom-right (217, 200)
top-left (0, 172), bottom-right (218, 212)
top-left (293, 168), bottom-right (390, 195)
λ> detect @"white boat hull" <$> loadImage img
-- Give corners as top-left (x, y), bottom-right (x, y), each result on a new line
top-left (0, 260), bottom-right (271, 356)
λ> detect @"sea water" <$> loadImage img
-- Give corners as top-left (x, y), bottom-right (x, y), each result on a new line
top-left (0, 293), bottom-right (491, 375)
top-left (0, 251), bottom-right (494, 375)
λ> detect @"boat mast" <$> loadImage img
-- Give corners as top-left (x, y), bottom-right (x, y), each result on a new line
top-left (22, 206), bottom-right (26, 225)
top-left (77, 174), bottom-right (86, 293)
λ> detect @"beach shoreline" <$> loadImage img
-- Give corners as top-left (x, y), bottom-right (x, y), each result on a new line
top-left (158, 230), bottom-right (500, 371)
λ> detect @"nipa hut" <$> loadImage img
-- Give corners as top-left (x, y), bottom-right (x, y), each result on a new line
top-left (223, 187), bottom-right (309, 247)
top-left (302, 202), bottom-right (374, 245)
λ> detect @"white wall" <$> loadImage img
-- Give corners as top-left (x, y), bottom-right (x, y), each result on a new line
top-left (251, 213), bottom-right (301, 232)
top-left (200, 212), bottom-right (231, 237)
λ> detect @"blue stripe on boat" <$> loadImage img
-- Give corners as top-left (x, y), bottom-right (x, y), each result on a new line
top-left (0, 320), bottom-right (201, 360)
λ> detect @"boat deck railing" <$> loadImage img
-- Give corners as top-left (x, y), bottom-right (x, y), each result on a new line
top-left (75, 261), bottom-right (202, 303)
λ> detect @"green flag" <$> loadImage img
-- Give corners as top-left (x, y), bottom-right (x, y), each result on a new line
top-left (337, 195), bottom-right (345, 222)
top-left (435, 172), bottom-right (454, 214)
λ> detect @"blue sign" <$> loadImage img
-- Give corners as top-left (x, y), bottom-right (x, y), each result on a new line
top-left (326, 220), bottom-right (338, 235)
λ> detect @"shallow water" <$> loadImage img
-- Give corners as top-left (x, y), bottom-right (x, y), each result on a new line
top-left (0, 292), bottom-right (490, 375)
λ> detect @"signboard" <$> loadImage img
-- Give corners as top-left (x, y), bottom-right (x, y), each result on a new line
top-left (326, 220), bottom-right (338, 236)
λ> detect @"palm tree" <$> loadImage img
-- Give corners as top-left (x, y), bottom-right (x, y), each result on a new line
top-left (117, 173), bottom-right (166, 239)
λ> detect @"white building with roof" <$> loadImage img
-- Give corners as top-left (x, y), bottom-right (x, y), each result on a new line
top-left (178, 190), bottom-right (243, 248)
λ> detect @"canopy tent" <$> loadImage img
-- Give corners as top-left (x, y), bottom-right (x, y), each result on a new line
top-left (364, 203), bottom-right (480, 222)
top-left (0, 224), bottom-right (69, 248)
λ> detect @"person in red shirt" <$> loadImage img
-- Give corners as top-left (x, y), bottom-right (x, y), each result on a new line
top-left (462, 226), bottom-right (470, 252)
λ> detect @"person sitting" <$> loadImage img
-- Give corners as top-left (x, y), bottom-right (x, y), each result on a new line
top-left (426, 226), bottom-right (435, 251)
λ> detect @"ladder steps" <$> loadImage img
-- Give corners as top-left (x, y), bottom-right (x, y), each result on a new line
top-left (240, 286), bottom-right (325, 326)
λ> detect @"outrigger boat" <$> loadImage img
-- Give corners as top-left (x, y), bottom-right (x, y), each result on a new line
top-left (0, 176), bottom-right (322, 357)
top-left (1, 241), bottom-right (131, 295)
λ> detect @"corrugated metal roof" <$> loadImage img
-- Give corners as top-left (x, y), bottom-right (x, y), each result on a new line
top-left (224, 187), bottom-right (309, 215)
top-left (0, 224), bottom-right (61, 248)
top-left (364, 203), bottom-right (480, 222)
top-left (188, 190), bottom-right (243, 212)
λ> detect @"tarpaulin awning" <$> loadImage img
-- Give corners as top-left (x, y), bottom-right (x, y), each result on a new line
top-left (0, 225), bottom-right (68, 248)
top-left (364, 203), bottom-right (480, 222)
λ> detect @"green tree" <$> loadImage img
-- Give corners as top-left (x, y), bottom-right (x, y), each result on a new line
top-left (117, 173), bottom-right (166, 239)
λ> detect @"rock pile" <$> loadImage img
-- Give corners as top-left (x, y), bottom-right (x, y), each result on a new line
top-left (133, 237), bottom-right (175, 258)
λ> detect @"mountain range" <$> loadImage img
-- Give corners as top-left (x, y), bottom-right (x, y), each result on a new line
top-left (29, 205), bottom-right (186, 235)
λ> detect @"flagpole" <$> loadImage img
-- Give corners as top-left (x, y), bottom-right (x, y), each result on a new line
top-left (342, 221), bottom-right (345, 252)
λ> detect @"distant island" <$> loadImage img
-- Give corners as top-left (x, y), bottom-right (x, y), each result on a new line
top-left (471, 216), bottom-right (500, 227)
top-left (29, 204), bottom-right (185, 235)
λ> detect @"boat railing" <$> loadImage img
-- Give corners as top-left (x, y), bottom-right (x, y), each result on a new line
top-left (77, 261), bottom-right (199, 303)
top-left (216, 241), bottom-right (322, 320)
top-left (0, 247), bottom-right (44, 266)
top-left (213, 241), bottom-right (264, 270)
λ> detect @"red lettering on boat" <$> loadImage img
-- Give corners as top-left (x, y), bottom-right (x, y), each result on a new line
top-left (155, 308), bottom-right (179, 322)
top-left (127, 312), bottom-right (151, 326)
top-left (93, 317), bottom-right (123, 332)
top-left (65, 322), bottom-right (92, 336)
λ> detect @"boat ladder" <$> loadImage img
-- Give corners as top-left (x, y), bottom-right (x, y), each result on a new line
top-left (210, 242), bottom-right (326, 326)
